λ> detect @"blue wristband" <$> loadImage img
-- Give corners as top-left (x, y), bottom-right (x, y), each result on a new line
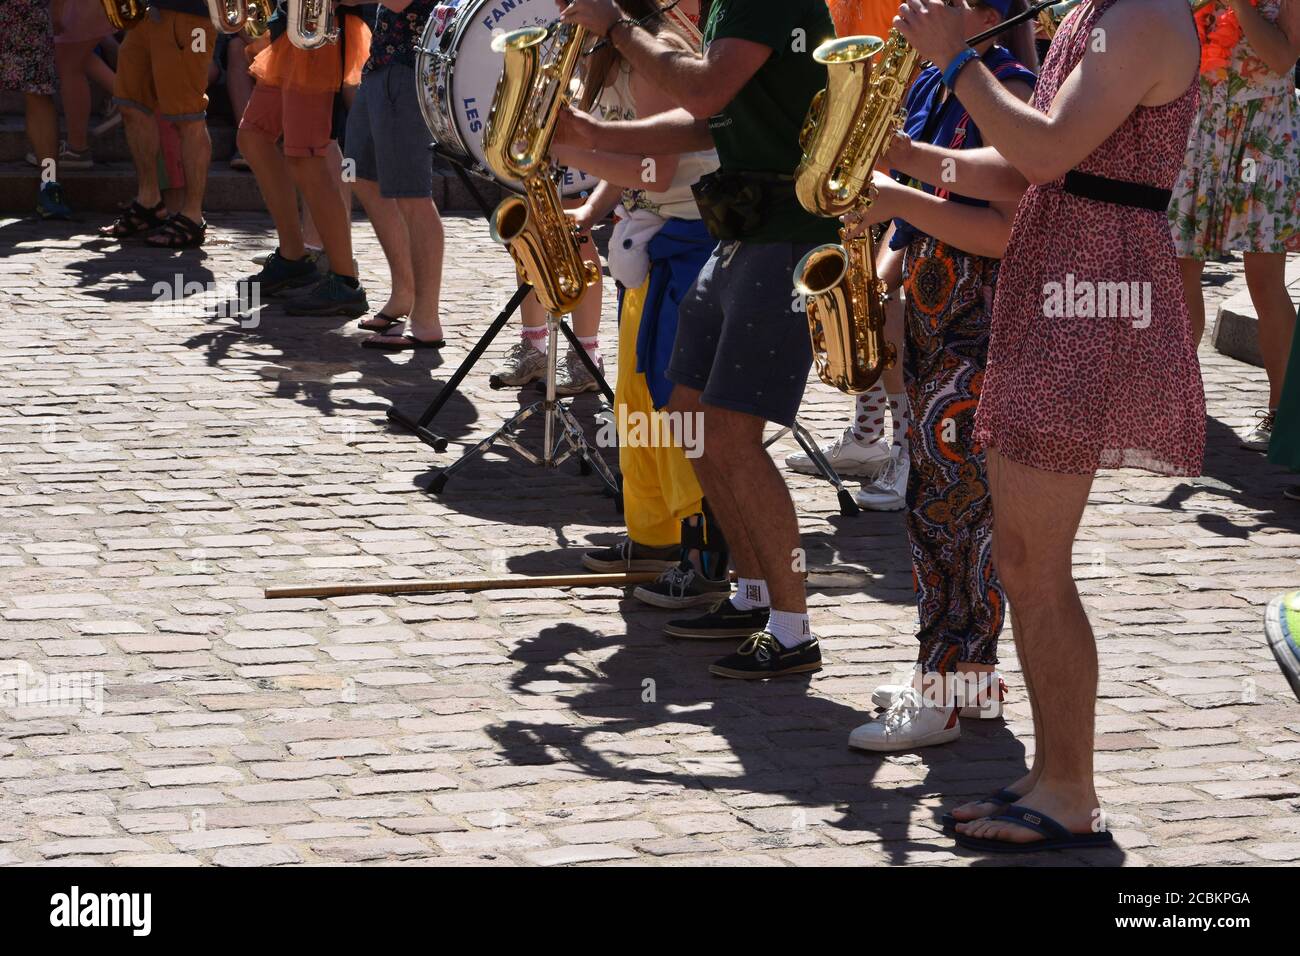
top-left (941, 47), bottom-right (980, 88)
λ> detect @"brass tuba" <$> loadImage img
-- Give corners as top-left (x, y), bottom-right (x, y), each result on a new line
top-left (793, 31), bottom-right (917, 394)
top-left (482, 25), bottom-right (599, 316)
top-left (207, 0), bottom-right (273, 36)
top-left (101, 0), bottom-right (146, 31)
top-left (287, 0), bottom-right (339, 49)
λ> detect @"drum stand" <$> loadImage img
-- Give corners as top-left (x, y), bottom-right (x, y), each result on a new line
top-left (765, 421), bottom-right (860, 517)
top-left (386, 153), bottom-right (619, 501)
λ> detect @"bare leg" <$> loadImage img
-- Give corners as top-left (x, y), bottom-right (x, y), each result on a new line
top-left (395, 196), bottom-right (445, 341)
top-left (174, 117), bottom-right (211, 224)
top-left (1178, 256), bottom-right (1206, 348)
top-left (570, 228), bottom-right (603, 339)
top-left (55, 40), bottom-right (100, 152)
top-left (225, 36), bottom-right (253, 123)
top-left (352, 178), bottom-right (414, 317)
top-left (666, 385), bottom-right (763, 581)
top-left (696, 401), bottom-right (806, 613)
top-left (237, 126), bottom-right (304, 259)
top-left (1244, 251), bottom-right (1297, 409)
top-left (121, 105), bottom-right (161, 207)
top-left (25, 94), bottom-right (58, 171)
top-left (957, 449), bottom-right (1099, 844)
top-left (287, 153), bottom-right (355, 278)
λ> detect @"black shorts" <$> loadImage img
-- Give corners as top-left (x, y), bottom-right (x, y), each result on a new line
top-left (666, 240), bottom-right (817, 428)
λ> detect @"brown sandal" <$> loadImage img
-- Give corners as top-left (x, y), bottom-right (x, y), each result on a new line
top-left (103, 200), bottom-right (166, 240)
top-left (145, 213), bottom-right (206, 249)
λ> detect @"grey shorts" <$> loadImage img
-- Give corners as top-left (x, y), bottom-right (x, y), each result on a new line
top-left (344, 62), bottom-right (433, 199)
top-left (666, 240), bottom-right (817, 428)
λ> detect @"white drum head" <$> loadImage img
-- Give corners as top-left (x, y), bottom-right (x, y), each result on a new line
top-left (423, 0), bottom-right (599, 197)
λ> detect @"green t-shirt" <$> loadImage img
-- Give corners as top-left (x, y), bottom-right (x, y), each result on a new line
top-left (703, 0), bottom-right (841, 244)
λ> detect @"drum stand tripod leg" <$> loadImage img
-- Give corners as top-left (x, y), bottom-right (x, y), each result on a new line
top-left (790, 418), bottom-right (860, 517)
top-left (386, 283), bottom-right (532, 452)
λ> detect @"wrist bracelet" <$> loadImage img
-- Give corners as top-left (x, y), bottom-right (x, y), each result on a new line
top-left (941, 47), bottom-right (979, 88)
top-left (609, 16), bottom-right (637, 38)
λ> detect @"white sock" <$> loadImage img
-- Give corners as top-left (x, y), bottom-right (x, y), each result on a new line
top-left (767, 609), bottom-right (811, 649)
top-left (577, 334), bottom-right (601, 365)
top-left (522, 327), bottom-right (548, 354)
top-left (888, 391), bottom-right (910, 449)
top-left (730, 577), bottom-right (769, 611)
top-left (851, 382), bottom-right (887, 445)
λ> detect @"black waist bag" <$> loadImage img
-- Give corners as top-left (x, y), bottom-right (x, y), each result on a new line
top-left (691, 170), bottom-right (799, 241)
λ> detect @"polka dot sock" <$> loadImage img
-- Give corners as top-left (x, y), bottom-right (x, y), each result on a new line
top-left (888, 391), bottom-right (911, 449)
top-left (851, 382), bottom-right (887, 445)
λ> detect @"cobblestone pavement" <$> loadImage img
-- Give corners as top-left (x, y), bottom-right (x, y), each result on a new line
top-left (0, 212), bottom-right (1297, 868)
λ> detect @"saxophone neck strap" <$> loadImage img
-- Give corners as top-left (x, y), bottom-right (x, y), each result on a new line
top-left (1061, 170), bottom-right (1172, 213)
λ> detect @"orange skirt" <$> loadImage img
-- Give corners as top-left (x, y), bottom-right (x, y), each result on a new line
top-left (249, 24), bottom-right (369, 93)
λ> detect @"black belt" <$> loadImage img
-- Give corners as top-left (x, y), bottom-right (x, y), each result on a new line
top-left (1062, 170), bottom-right (1172, 213)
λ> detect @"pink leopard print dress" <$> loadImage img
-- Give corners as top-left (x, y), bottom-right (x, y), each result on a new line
top-left (972, 0), bottom-right (1206, 476)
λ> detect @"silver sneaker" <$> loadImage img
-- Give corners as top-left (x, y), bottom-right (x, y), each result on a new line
top-left (551, 349), bottom-right (602, 396)
top-left (854, 447), bottom-right (909, 512)
top-left (787, 428), bottom-right (891, 477)
top-left (1241, 410), bottom-right (1275, 451)
top-left (490, 341), bottom-right (547, 388)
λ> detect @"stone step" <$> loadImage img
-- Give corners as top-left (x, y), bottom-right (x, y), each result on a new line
top-left (1212, 254), bottom-right (1300, 367)
top-left (0, 160), bottom-right (505, 214)
top-left (0, 115), bottom-right (238, 166)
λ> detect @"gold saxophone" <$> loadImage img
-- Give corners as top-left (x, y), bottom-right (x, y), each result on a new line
top-left (793, 31), bottom-right (917, 395)
top-left (287, 0), bottom-right (339, 49)
top-left (207, 0), bottom-right (273, 37)
top-left (101, 0), bottom-right (146, 31)
top-left (482, 25), bottom-right (599, 316)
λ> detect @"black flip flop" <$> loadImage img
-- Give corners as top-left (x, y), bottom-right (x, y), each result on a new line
top-left (940, 788), bottom-right (1021, 831)
top-left (357, 312), bottom-right (405, 333)
top-left (954, 804), bottom-right (1115, 853)
top-left (360, 332), bottom-right (446, 351)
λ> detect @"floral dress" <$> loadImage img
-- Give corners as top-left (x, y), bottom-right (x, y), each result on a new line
top-left (1169, 0), bottom-right (1300, 256)
top-left (0, 0), bottom-right (57, 95)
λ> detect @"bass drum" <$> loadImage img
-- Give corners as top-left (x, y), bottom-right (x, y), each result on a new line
top-left (416, 0), bottom-right (598, 198)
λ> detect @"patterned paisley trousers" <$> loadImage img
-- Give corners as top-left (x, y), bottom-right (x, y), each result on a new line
top-left (901, 235), bottom-right (1006, 672)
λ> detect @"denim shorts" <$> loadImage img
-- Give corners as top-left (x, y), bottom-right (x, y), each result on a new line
top-left (344, 62), bottom-right (433, 199)
top-left (666, 240), bottom-right (817, 428)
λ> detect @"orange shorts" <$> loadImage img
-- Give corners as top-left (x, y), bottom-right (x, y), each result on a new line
top-left (239, 82), bottom-right (335, 158)
top-left (112, 9), bottom-right (216, 122)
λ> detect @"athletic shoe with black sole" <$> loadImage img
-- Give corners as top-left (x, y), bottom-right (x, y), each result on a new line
top-left (241, 249), bottom-right (320, 297)
top-left (664, 600), bottom-right (769, 639)
top-left (284, 272), bottom-right (369, 317)
top-left (1265, 591), bottom-right (1300, 702)
top-left (709, 632), bottom-right (822, 680)
top-left (582, 538), bottom-right (681, 574)
top-left (633, 563), bottom-right (730, 610)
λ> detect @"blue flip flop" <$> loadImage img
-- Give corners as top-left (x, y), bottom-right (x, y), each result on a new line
top-left (940, 788), bottom-right (1021, 831)
top-left (954, 804), bottom-right (1116, 853)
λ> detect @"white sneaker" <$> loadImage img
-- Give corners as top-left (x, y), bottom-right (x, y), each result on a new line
top-left (1241, 410), bottom-right (1275, 451)
top-left (786, 429), bottom-right (891, 477)
top-left (872, 671), bottom-right (1007, 719)
top-left (848, 689), bottom-right (960, 752)
top-left (854, 446), bottom-right (908, 511)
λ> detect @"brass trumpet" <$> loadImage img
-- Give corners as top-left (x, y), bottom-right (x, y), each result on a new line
top-left (793, 31), bottom-right (916, 394)
top-left (101, 0), bottom-right (146, 31)
top-left (482, 25), bottom-right (598, 316)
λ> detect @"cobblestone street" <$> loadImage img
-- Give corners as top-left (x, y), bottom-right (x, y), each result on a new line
top-left (0, 212), bottom-right (1297, 867)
